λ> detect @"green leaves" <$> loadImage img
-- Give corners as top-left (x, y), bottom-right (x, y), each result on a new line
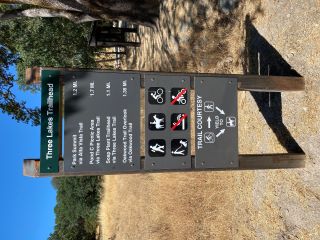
top-left (0, 17), bottom-right (95, 87)
top-left (0, 45), bottom-right (41, 125)
top-left (0, 11), bottom-right (95, 125)
top-left (50, 176), bottom-right (102, 240)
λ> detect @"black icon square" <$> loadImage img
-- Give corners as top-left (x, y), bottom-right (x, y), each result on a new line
top-left (171, 88), bottom-right (187, 105)
top-left (149, 139), bottom-right (166, 157)
top-left (171, 113), bottom-right (188, 131)
top-left (171, 139), bottom-right (188, 156)
top-left (148, 87), bottom-right (165, 104)
top-left (148, 113), bottom-right (165, 130)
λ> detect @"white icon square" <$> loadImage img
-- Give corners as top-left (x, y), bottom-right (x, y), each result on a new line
top-left (204, 101), bottom-right (214, 112)
top-left (226, 116), bottom-right (236, 127)
top-left (204, 132), bottom-right (215, 143)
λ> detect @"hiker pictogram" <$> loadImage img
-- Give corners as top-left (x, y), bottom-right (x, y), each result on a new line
top-left (204, 101), bottom-right (214, 112)
top-left (171, 139), bottom-right (188, 156)
top-left (149, 139), bottom-right (166, 157)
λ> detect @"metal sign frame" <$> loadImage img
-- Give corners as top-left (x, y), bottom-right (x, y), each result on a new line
top-left (144, 74), bottom-right (191, 170)
top-left (24, 67), bottom-right (305, 177)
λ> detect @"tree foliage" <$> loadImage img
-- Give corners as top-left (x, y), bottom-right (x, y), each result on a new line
top-left (0, 9), bottom-right (95, 87)
top-left (0, 4), bottom-right (95, 125)
top-left (0, 45), bottom-right (41, 124)
top-left (49, 176), bottom-right (102, 240)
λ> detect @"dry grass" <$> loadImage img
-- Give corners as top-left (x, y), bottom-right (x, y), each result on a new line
top-left (99, 172), bottom-right (239, 240)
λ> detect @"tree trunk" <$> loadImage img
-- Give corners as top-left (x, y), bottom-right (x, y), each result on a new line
top-left (0, 0), bottom-right (160, 26)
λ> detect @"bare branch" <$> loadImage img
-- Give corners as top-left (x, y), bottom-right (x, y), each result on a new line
top-left (0, 0), bottom-right (159, 27)
top-left (0, 8), bottom-right (99, 23)
top-left (0, 0), bottom-right (23, 3)
top-left (0, 0), bottom-right (81, 11)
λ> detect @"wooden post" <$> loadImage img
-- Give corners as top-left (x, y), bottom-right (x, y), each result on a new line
top-left (95, 58), bottom-right (122, 63)
top-left (96, 41), bottom-right (141, 47)
top-left (239, 153), bottom-right (305, 169)
top-left (24, 154), bottom-right (306, 177)
top-left (25, 67), bottom-right (41, 84)
top-left (25, 67), bottom-right (305, 92)
top-left (94, 51), bottom-right (126, 55)
top-left (237, 75), bottom-right (305, 92)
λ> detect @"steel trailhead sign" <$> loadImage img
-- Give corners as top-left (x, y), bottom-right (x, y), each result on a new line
top-left (40, 70), bottom-right (239, 173)
top-left (63, 72), bottom-right (141, 173)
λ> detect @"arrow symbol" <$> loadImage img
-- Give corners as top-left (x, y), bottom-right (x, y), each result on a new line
top-left (207, 116), bottom-right (212, 128)
top-left (216, 129), bottom-right (225, 138)
top-left (215, 107), bottom-right (225, 115)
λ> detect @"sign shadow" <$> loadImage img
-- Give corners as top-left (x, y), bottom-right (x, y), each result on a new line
top-left (244, 15), bottom-right (303, 153)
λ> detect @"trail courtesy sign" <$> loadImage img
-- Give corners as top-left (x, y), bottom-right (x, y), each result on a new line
top-left (194, 77), bottom-right (238, 168)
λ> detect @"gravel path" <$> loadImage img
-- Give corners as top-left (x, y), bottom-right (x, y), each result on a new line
top-left (99, 1), bottom-right (320, 239)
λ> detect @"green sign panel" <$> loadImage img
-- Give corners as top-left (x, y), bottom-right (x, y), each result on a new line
top-left (40, 70), bottom-right (60, 173)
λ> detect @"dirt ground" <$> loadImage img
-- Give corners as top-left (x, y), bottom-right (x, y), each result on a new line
top-left (99, 1), bottom-right (320, 239)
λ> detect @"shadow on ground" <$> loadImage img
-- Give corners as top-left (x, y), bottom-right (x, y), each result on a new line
top-left (125, 0), bottom-right (247, 73)
top-left (244, 15), bottom-right (303, 153)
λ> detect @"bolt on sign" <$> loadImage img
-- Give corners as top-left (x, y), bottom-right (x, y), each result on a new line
top-left (34, 68), bottom-right (305, 176)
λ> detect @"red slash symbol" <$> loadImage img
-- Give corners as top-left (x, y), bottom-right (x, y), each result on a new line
top-left (171, 88), bottom-right (187, 105)
top-left (171, 114), bottom-right (188, 131)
